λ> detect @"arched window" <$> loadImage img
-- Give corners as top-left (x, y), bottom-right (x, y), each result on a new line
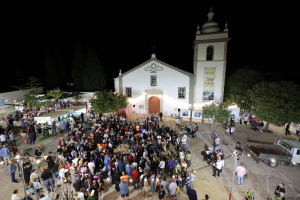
top-left (206, 46), bottom-right (214, 60)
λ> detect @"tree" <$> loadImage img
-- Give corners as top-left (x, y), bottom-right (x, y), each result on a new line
top-left (215, 103), bottom-right (231, 124)
top-left (46, 88), bottom-right (64, 102)
top-left (202, 103), bottom-right (217, 124)
top-left (248, 81), bottom-right (300, 130)
top-left (202, 102), bottom-right (231, 124)
top-left (224, 67), bottom-right (264, 109)
top-left (11, 77), bottom-right (43, 108)
top-left (72, 40), bottom-right (85, 91)
top-left (90, 90), bottom-right (128, 114)
top-left (73, 94), bottom-right (82, 103)
top-left (44, 54), bottom-right (59, 88)
top-left (83, 48), bottom-right (106, 91)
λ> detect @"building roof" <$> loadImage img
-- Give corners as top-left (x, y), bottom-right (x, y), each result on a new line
top-left (200, 8), bottom-right (221, 34)
top-left (116, 54), bottom-right (194, 78)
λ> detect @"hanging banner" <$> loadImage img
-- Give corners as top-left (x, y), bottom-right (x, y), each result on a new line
top-left (203, 67), bottom-right (216, 100)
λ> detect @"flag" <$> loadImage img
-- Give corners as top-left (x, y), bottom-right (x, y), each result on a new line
top-left (44, 156), bottom-right (47, 160)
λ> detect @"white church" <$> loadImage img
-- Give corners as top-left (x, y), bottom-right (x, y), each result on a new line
top-left (114, 9), bottom-right (230, 118)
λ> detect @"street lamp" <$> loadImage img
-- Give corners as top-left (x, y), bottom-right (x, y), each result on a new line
top-left (229, 148), bottom-right (243, 200)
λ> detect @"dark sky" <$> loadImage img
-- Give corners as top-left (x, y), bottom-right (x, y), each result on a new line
top-left (1, 2), bottom-right (299, 92)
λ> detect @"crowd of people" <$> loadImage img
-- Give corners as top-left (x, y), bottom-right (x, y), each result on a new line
top-left (1, 111), bottom-right (206, 200)
top-left (1, 109), bottom-right (290, 200)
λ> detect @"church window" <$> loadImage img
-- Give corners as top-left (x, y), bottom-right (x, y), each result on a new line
top-left (126, 87), bottom-right (132, 97)
top-left (151, 75), bottom-right (157, 86)
top-left (206, 46), bottom-right (214, 60)
top-left (178, 87), bottom-right (186, 99)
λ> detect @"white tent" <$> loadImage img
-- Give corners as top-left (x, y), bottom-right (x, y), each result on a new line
top-left (34, 111), bottom-right (69, 123)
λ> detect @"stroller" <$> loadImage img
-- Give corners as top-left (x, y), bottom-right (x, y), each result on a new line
top-left (250, 121), bottom-right (259, 131)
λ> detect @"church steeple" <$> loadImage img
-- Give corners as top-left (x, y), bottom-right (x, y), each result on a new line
top-left (200, 8), bottom-right (221, 34)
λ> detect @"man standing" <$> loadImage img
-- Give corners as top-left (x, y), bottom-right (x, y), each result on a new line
top-left (51, 122), bottom-right (57, 136)
top-left (215, 136), bottom-right (220, 147)
top-left (212, 157), bottom-right (222, 177)
top-left (46, 152), bottom-right (55, 170)
top-left (168, 179), bottom-right (177, 200)
top-left (141, 163), bottom-right (151, 187)
top-left (187, 184), bottom-right (198, 200)
top-left (285, 123), bottom-right (290, 135)
top-left (236, 163), bottom-right (246, 186)
top-left (159, 112), bottom-right (163, 121)
top-left (0, 132), bottom-right (7, 145)
top-left (0, 144), bottom-right (10, 165)
top-left (186, 151), bottom-right (192, 167)
top-left (243, 116), bottom-right (248, 125)
top-left (168, 158), bottom-right (175, 177)
top-left (88, 159), bottom-right (95, 175)
top-left (160, 177), bottom-right (169, 197)
top-left (132, 167), bottom-right (139, 189)
top-left (119, 179), bottom-right (129, 200)
top-left (158, 185), bottom-right (166, 200)
top-left (8, 160), bottom-right (18, 183)
top-left (41, 168), bottom-right (55, 192)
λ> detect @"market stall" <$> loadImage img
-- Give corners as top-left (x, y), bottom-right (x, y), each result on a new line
top-left (59, 105), bottom-right (86, 117)
top-left (34, 111), bottom-right (69, 124)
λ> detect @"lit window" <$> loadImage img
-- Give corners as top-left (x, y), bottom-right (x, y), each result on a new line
top-left (206, 46), bottom-right (214, 60)
top-left (126, 87), bottom-right (132, 97)
top-left (151, 75), bottom-right (157, 86)
top-left (178, 87), bottom-right (186, 99)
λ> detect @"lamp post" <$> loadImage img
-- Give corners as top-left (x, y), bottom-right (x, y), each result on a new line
top-left (229, 149), bottom-right (243, 200)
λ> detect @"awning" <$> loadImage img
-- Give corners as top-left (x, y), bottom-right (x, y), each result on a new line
top-left (34, 111), bottom-right (69, 122)
top-left (58, 105), bottom-right (86, 113)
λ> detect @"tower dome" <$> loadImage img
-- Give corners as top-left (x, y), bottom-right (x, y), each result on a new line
top-left (201, 8), bottom-right (221, 34)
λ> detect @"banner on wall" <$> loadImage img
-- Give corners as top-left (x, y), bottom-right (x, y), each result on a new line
top-left (203, 67), bottom-right (216, 100)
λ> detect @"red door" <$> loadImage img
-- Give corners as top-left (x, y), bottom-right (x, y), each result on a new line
top-left (148, 96), bottom-right (160, 114)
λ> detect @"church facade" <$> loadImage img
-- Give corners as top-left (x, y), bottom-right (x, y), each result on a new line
top-left (114, 9), bottom-right (230, 117)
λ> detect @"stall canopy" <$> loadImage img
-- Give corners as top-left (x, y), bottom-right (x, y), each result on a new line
top-left (58, 105), bottom-right (86, 113)
top-left (34, 111), bottom-right (69, 123)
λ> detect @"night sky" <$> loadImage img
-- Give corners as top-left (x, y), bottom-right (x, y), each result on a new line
top-left (1, 2), bottom-right (299, 92)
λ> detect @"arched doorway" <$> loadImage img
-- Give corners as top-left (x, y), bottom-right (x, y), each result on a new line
top-left (148, 96), bottom-right (160, 114)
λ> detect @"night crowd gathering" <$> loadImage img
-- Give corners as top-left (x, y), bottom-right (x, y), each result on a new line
top-left (0, 110), bottom-right (286, 200)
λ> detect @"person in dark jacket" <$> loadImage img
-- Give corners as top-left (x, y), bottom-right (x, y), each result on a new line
top-left (28, 131), bottom-right (36, 145)
top-left (46, 152), bottom-right (55, 170)
top-left (187, 184), bottom-right (198, 200)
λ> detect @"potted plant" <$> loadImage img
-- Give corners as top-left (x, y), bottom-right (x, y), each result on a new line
top-left (242, 190), bottom-right (254, 200)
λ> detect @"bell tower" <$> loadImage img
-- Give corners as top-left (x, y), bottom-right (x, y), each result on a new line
top-left (193, 8), bottom-right (230, 105)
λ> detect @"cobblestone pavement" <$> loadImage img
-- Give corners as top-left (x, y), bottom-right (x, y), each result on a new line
top-left (1, 115), bottom-right (300, 200)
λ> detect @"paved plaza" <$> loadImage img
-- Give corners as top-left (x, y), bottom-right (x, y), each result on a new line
top-left (1, 115), bottom-right (300, 200)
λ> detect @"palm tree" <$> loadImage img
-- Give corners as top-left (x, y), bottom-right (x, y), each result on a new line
top-left (46, 88), bottom-right (64, 102)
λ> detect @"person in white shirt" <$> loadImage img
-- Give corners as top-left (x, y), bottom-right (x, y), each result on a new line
top-left (0, 132), bottom-right (6, 145)
top-left (212, 156), bottom-right (222, 177)
top-left (88, 160), bottom-right (95, 175)
top-left (77, 187), bottom-right (85, 200)
top-left (159, 159), bottom-right (165, 176)
top-left (243, 116), bottom-right (248, 125)
top-left (175, 118), bottom-right (180, 126)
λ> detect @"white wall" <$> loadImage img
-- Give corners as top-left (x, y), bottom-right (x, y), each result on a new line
top-left (0, 87), bottom-right (44, 104)
top-left (194, 42), bottom-right (226, 104)
top-left (114, 78), bottom-right (119, 93)
top-left (195, 60), bottom-right (225, 104)
top-left (121, 60), bottom-right (191, 116)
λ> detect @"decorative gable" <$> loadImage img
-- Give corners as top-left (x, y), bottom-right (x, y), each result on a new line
top-left (145, 63), bottom-right (163, 73)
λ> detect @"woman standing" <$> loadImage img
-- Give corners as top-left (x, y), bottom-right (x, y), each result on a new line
top-left (23, 162), bottom-right (31, 187)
